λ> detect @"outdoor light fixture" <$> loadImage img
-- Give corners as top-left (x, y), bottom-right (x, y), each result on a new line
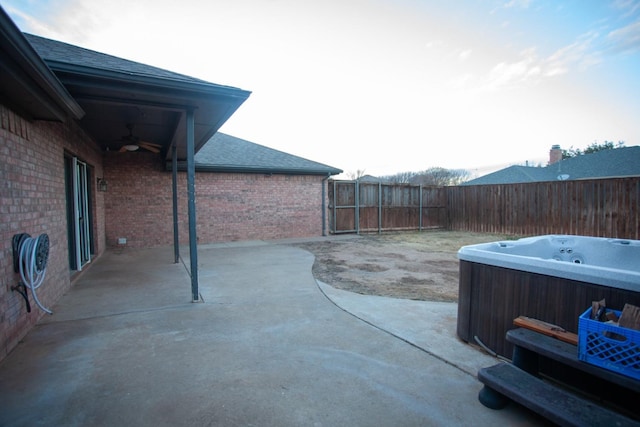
top-left (97, 178), bottom-right (108, 192)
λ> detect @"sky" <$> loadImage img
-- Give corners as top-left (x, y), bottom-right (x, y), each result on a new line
top-left (4, 0), bottom-right (640, 179)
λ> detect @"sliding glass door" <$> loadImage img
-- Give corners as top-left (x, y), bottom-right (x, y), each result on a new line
top-left (65, 156), bottom-right (93, 271)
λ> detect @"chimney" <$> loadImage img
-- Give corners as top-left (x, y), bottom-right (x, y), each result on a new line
top-left (549, 144), bottom-right (562, 165)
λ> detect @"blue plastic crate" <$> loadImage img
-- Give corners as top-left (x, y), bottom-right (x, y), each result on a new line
top-left (578, 308), bottom-right (640, 380)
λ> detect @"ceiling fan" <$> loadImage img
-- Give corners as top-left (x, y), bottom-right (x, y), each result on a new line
top-left (117, 124), bottom-right (162, 153)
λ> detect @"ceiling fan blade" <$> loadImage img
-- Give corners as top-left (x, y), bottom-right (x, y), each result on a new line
top-left (119, 146), bottom-right (128, 153)
top-left (138, 143), bottom-right (160, 153)
top-left (139, 140), bottom-right (162, 148)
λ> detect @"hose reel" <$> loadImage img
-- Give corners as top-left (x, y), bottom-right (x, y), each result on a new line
top-left (11, 233), bottom-right (52, 314)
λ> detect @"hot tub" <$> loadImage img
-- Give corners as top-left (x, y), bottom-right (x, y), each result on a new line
top-left (457, 235), bottom-right (640, 358)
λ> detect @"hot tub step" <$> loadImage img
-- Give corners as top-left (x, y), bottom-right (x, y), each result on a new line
top-left (478, 362), bottom-right (639, 427)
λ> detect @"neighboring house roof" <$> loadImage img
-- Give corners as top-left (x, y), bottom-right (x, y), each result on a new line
top-left (358, 175), bottom-right (387, 183)
top-left (462, 146), bottom-right (640, 185)
top-left (184, 132), bottom-right (342, 176)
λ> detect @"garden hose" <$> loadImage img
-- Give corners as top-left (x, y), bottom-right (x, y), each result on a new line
top-left (17, 233), bottom-right (52, 314)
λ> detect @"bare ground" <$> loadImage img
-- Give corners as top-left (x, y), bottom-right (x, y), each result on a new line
top-left (293, 231), bottom-right (516, 302)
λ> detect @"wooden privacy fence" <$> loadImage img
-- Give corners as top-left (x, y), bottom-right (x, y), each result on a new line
top-left (328, 180), bottom-right (448, 234)
top-left (447, 176), bottom-right (640, 239)
top-left (328, 177), bottom-right (640, 239)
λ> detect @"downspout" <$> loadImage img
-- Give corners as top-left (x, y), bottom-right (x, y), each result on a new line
top-left (186, 108), bottom-right (199, 302)
top-left (322, 173), bottom-right (330, 236)
top-left (332, 180), bottom-right (337, 234)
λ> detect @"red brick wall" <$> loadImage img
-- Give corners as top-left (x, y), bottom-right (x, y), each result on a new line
top-left (196, 173), bottom-right (327, 242)
top-left (0, 104), bottom-right (105, 361)
top-left (103, 152), bottom-right (174, 247)
top-left (104, 153), bottom-right (329, 247)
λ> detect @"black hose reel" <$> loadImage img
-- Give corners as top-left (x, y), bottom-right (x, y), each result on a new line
top-left (12, 233), bottom-right (30, 273)
top-left (11, 233), bottom-right (51, 314)
top-left (34, 234), bottom-right (49, 271)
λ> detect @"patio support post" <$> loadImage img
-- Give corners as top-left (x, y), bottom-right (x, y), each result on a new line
top-left (186, 108), bottom-right (199, 302)
top-left (172, 145), bottom-right (179, 263)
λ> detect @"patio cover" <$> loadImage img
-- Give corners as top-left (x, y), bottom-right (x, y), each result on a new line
top-left (24, 33), bottom-right (251, 162)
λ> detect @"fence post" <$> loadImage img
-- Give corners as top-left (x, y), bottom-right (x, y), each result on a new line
top-left (419, 184), bottom-right (423, 231)
top-left (355, 180), bottom-right (360, 235)
top-left (378, 182), bottom-right (382, 234)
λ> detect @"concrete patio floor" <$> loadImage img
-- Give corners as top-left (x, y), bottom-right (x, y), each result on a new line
top-left (0, 238), bottom-right (549, 426)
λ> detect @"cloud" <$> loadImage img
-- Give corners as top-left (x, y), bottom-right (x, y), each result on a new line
top-left (3, 4), bottom-right (55, 36)
top-left (482, 47), bottom-right (541, 90)
top-left (494, 31), bottom-right (603, 87)
top-left (613, 0), bottom-right (640, 18)
top-left (545, 31), bottom-right (602, 73)
top-left (425, 39), bottom-right (444, 49)
top-left (605, 21), bottom-right (640, 54)
top-left (458, 49), bottom-right (472, 61)
top-left (5, 0), bottom-right (104, 46)
top-left (485, 1), bottom-right (636, 89)
top-left (491, 0), bottom-right (532, 13)
top-left (476, 30), bottom-right (604, 92)
top-left (449, 73), bottom-right (476, 90)
top-left (503, 0), bottom-right (533, 9)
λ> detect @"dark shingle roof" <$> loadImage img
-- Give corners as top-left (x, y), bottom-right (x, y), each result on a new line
top-left (463, 146), bottom-right (640, 185)
top-left (547, 146), bottom-right (640, 179)
top-left (22, 32), bottom-right (251, 158)
top-left (192, 133), bottom-right (342, 176)
top-left (358, 175), bottom-right (388, 183)
top-left (24, 33), bottom-right (219, 86)
top-left (463, 165), bottom-right (551, 185)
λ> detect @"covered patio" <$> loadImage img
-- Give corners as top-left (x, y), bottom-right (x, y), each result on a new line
top-left (24, 33), bottom-right (252, 303)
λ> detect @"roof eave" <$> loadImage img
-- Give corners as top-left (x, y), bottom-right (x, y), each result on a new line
top-left (169, 162), bottom-right (342, 176)
top-left (39, 59), bottom-right (251, 161)
top-left (44, 60), bottom-right (251, 101)
top-left (0, 9), bottom-right (84, 121)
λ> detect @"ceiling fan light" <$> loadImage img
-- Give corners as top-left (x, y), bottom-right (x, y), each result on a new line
top-left (123, 144), bottom-right (139, 151)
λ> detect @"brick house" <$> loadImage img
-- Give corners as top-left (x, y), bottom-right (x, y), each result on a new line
top-left (0, 9), bottom-right (340, 361)
top-left (177, 132), bottom-right (341, 243)
top-left (103, 132), bottom-right (341, 247)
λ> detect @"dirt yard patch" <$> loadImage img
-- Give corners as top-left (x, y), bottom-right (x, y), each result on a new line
top-left (293, 231), bottom-right (516, 302)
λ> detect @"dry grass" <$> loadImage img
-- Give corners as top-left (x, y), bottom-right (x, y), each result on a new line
top-left (293, 231), bottom-right (516, 302)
